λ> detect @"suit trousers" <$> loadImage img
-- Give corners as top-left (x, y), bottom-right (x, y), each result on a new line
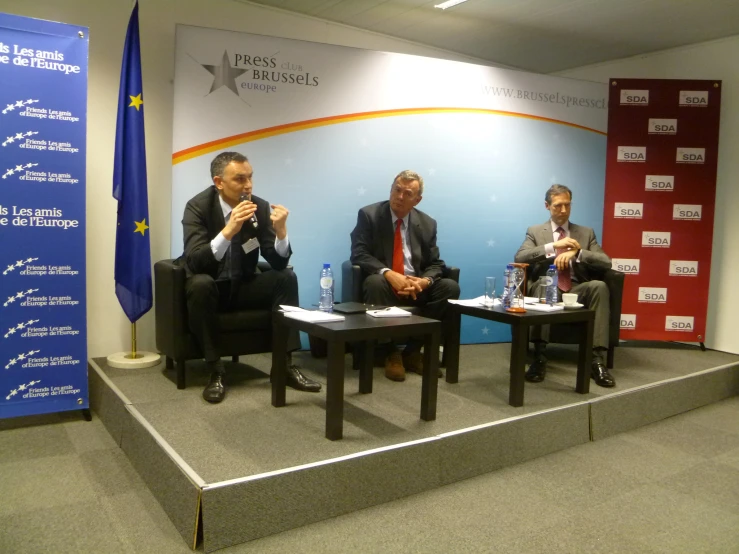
top-left (531, 280), bottom-right (610, 350)
top-left (363, 274), bottom-right (461, 350)
top-left (185, 269), bottom-right (301, 363)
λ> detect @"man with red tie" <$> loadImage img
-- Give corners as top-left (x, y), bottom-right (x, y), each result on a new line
top-left (514, 184), bottom-right (615, 388)
top-left (350, 170), bottom-right (460, 382)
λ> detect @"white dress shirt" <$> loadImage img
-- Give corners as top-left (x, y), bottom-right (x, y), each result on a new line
top-left (210, 194), bottom-right (289, 261)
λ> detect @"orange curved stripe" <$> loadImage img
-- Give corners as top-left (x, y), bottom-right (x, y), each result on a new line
top-left (172, 107), bottom-right (605, 165)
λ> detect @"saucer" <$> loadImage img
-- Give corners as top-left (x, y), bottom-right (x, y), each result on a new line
top-left (559, 302), bottom-right (584, 310)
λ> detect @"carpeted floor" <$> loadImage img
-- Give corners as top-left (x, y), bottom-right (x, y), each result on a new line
top-left (1, 391), bottom-right (738, 552)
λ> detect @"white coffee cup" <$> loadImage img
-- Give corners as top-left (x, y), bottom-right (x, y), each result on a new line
top-left (562, 293), bottom-right (578, 306)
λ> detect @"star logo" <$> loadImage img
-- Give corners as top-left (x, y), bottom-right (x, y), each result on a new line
top-left (128, 93), bottom-right (144, 111)
top-left (487, 239), bottom-right (495, 247)
top-left (481, 326), bottom-right (490, 335)
top-left (200, 51), bottom-right (248, 96)
top-left (134, 218), bottom-right (149, 236)
top-left (14, 132), bottom-right (23, 140)
top-left (15, 100), bottom-right (23, 107)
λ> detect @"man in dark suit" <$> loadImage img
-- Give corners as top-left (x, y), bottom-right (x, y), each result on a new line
top-left (514, 184), bottom-right (615, 387)
top-left (180, 151), bottom-right (320, 403)
top-left (350, 170), bottom-right (460, 382)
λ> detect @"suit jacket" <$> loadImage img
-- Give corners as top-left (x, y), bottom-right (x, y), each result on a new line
top-left (177, 186), bottom-right (291, 279)
top-left (350, 201), bottom-right (445, 282)
top-left (514, 219), bottom-right (611, 286)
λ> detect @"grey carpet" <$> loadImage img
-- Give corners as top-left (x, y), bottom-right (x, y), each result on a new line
top-left (1, 395), bottom-right (737, 553)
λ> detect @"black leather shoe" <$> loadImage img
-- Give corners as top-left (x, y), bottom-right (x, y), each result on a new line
top-left (525, 359), bottom-right (547, 383)
top-left (203, 372), bottom-right (225, 403)
top-left (286, 364), bottom-right (321, 393)
top-left (591, 362), bottom-right (615, 388)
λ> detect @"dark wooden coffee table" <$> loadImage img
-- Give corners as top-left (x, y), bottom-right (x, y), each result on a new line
top-left (272, 311), bottom-right (442, 440)
top-left (445, 303), bottom-right (595, 407)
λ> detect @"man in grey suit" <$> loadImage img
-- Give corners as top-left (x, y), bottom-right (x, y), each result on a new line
top-left (180, 152), bottom-right (320, 403)
top-left (350, 170), bottom-right (460, 382)
top-left (514, 184), bottom-right (615, 387)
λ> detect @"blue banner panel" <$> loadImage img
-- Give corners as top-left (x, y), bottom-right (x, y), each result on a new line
top-left (0, 13), bottom-right (88, 419)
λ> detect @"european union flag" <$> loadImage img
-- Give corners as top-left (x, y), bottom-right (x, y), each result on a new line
top-left (113, 1), bottom-right (151, 323)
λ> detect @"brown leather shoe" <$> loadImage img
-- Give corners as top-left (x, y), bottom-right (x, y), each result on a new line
top-left (384, 351), bottom-right (405, 381)
top-left (403, 351), bottom-right (443, 378)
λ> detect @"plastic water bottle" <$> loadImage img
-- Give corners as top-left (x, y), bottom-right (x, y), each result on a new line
top-left (545, 264), bottom-right (558, 306)
top-left (318, 263), bottom-right (334, 312)
top-left (502, 264), bottom-right (513, 309)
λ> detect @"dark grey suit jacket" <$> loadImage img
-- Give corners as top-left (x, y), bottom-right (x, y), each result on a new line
top-left (178, 186), bottom-right (291, 279)
top-left (514, 219), bottom-right (611, 285)
top-left (350, 201), bottom-right (445, 282)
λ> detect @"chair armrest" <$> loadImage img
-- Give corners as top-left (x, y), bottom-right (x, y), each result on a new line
top-left (342, 260), bottom-right (363, 302)
top-left (443, 266), bottom-right (460, 283)
top-left (154, 259), bottom-right (188, 353)
top-left (601, 268), bottom-right (625, 345)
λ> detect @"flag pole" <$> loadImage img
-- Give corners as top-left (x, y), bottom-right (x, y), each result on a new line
top-left (131, 322), bottom-right (138, 359)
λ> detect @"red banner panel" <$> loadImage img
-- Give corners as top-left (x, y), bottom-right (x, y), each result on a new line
top-left (603, 79), bottom-right (721, 342)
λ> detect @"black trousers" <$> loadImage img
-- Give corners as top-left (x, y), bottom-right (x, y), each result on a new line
top-left (185, 269), bottom-right (301, 363)
top-left (362, 273), bottom-right (461, 350)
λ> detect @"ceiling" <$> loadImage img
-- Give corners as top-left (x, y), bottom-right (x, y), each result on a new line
top-left (237, 0), bottom-right (739, 73)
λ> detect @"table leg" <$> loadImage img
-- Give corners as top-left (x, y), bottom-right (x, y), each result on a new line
top-left (576, 317), bottom-right (594, 394)
top-left (325, 340), bottom-right (345, 440)
top-left (421, 329), bottom-right (440, 421)
top-left (509, 323), bottom-right (528, 407)
top-left (358, 340), bottom-right (374, 394)
top-left (445, 308), bottom-right (462, 384)
top-left (271, 316), bottom-right (287, 407)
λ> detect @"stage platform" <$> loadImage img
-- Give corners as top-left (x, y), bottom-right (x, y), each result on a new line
top-left (88, 342), bottom-right (739, 552)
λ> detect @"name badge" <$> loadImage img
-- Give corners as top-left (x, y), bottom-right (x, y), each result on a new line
top-left (242, 237), bottom-right (259, 254)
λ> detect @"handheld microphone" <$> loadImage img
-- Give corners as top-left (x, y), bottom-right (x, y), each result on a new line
top-left (239, 192), bottom-right (258, 229)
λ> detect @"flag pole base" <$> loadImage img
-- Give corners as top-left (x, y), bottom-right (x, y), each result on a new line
top-left (107, 351), bottom-right (160, 369)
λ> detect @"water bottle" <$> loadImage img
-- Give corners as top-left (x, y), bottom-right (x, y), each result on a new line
top-left (318, 263), bottom-right (334, 312)
top-left (545, 264), bottom-right (558, 306)
top-left (502, 264), bottom-right (513, 308)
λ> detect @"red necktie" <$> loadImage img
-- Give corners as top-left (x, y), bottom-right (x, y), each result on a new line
top-left (555, 226), bottom-right (572, 292)
top-left (392, 219), bottom-right (404, 274)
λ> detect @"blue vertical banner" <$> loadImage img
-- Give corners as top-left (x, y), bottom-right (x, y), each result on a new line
top-left (0, 14), bottom-right (88, 418)
top-left (114, 1), bottom-right (152, 323)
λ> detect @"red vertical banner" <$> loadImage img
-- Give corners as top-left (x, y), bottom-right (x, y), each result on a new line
top-left (603, 79), bottom-right (721, 342)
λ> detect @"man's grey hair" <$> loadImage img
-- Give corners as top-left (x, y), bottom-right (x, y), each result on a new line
top-left (545, 184), bottom-right (572, 204)
top-left (211, 152), bottom-right (248, 180)
top-left (393, 170), bottom-right (424, 196)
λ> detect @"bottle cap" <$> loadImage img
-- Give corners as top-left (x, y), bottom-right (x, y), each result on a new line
top-left (323, 263), bottom-right (330, 268)
top-left (549, 264), bottom-right (556, 269)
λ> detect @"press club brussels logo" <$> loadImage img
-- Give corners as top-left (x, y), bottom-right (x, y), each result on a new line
top-left (617, 146), bottom-right (646, 162)
top-left (669, 261), bottom-right (698, 276)
top-left (679, 91), bottom-right (708, 107)
top-left (648, 118), bottom-right (677, 135)
top-left (620, 90), bottom-right (649, 105)
top-left (676, 147), bottom-right (705, 164)
top-left (612, 259), bottom-right (640, 274)
top-left (642, 232), bottom-right (671, 248)
top-left (620, 314), bottom-right (636, 330)
top-left (638, 287), bottom-right (667, 303)
top-left (666, 316), bottom-right (694, 331)
top-left (645, 175), bottom-right (674, 191)
top-left (673, 204), bottom-right (702, 220)
top-left (614, 203), bottom-right (643, 219)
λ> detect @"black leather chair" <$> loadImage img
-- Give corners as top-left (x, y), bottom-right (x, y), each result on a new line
top-left (532, 268), bottom-right (625, 368)
top-left (341, 261), bottom-right (460, 366)
top-left (154, 259), bottom-right (279, 389)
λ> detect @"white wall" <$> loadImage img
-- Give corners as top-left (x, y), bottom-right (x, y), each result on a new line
top-left (557, 35), bottom-right (739, 354)
top-left (0, 0), bottom-right (489, 357)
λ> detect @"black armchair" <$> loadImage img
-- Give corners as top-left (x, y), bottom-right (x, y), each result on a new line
top-left (536, 268), bottom-right (625, 368)
top-left (341, 261), bottom-right (461, 365)
top-left (154, 259), bottom-right (277, 389)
